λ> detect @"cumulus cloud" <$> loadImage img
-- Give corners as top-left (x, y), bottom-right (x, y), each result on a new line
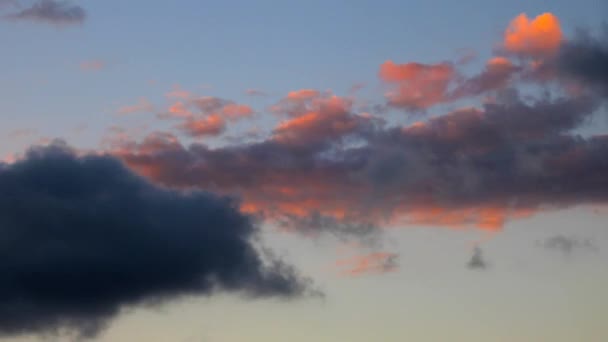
top-left (0, 142), bottom-right (316, 339)
top-left (4, 0), bottom-right (85, 26)
top-left (502, 13), bottom-right (563, 58)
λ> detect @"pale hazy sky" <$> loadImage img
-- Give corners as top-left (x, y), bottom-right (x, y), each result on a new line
top-left (1, 1), bottom-right (607, 341)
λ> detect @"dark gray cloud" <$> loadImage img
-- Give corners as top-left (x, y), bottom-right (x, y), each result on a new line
top-left (0, 141), bottom-right (315, 339)
top-left (555, 27), bottom-right (608, 96)
top-left (467, 246), bottom-right (486, 269)
top-left (538, 235), bottom-right (596, 254)
top-left (5, 0), bottom-right (85, 25)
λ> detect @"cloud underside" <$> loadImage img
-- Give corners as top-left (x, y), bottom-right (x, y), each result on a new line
top-left (0, 143), bottom-right (315, 339)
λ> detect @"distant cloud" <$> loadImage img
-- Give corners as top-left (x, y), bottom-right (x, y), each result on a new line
top-left (467, 246), bottom-right (486, 270)
top-left (80, 60), bottom-right (106, 72)
top-left (4, 0), bottom-right (86, 26)
top-left (0, 0), bottom-right (19, 9)
top-left (336, 252), bottom-right (398, 276)
top-left (538, 235), bottom-right (596, 254)
top-left (117, 98), bottom-right (154, 115)
top-left (8, 128), bottom-right (36, 138)
top-left (245, 88), bottom-right (268, 96)
top-left (0, 141), bottom-right (316, 339)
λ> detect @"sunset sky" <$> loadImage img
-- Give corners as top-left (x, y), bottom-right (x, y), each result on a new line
top-left (1, 1), bottom-right (608, 341)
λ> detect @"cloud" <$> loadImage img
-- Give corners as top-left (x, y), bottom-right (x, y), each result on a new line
top-left (451, 57), bottom-right (519, 99)
top-left (554, 27), bottom-right (608, 96)
top-left (379, 60), bottom-right (455, 110)
top-left (503, 13), bottom-right (563, 58)
top-left (159, 95), bottom-right (253, 138)
top-left (179, 114), bottom-right (226, 137)
top-left (98, 16), bottom-right (608, 234)
top-left (114, 88), bottom-right (608, 232)
top-left (117, 98), bottom-right (154, 115)
top-left (336, 252), bottom-right (398, 276)
top-left (538, 235), bottom-right (596, 254)
top-left (467, 246), bottom-right (486, 269)
top-left (80, 60), bottom-right (106, 72)
top-left (0, 0), bottom-right (18, 9)
top-left (5, 0), bottom-right (85, 26)
top-left (272, 95), bottom-right (378, 146)
top-left (0, 141), bottom-right (315, 339)
top-left (245, 89), bottom-right (268, 96)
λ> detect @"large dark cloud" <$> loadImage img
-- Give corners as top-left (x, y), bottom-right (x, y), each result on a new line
top-left (0, 142), bottom-right (315, 339)
top-left (5, 0), bottom-right (85, 25)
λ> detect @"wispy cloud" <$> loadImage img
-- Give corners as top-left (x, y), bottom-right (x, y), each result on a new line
top-left (80, 60), bottom-right (106, 72)
top-left (117, 98), bottom-right (154, 115)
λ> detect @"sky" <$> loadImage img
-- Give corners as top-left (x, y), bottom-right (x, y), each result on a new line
top-left (1, 1), bottom-right (608, 341)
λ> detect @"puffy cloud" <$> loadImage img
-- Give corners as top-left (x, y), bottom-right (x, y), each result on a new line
top-left (503, 13), bottom-right (563, 58)
top-left (0, 142), bottom-right (315, 339)
top-left (379, 60), bottom-right (456, 110)
top-left (4, 0), bottom-right (85, 26)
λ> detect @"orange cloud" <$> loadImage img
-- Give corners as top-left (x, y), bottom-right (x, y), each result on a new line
top-left (503, 13), bottom-right (563, 58)
top-left (380, 60), bottom-right (455, 110)
top-left (336, 252), bottom-right (398, 276)
top-left (80, 60), bottom-right (106, 71)
top-left (287, 89), bottom-right (320, 100)
top-left (221, 104), bottom-right (253, 120)
top-left (179, 114), bottom-right (225, 137)
top-left (117, 98), bottom-right (154, 115)
top-left (272, 95), bottom-right (369, 145)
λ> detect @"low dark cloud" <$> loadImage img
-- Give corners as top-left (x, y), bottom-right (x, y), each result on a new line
top-left (467, 246), bottom-right (486, 269)
top-left (5, 0), bottom-right (85, 26)
top-left (0, 142), bottom-right (315, 339)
